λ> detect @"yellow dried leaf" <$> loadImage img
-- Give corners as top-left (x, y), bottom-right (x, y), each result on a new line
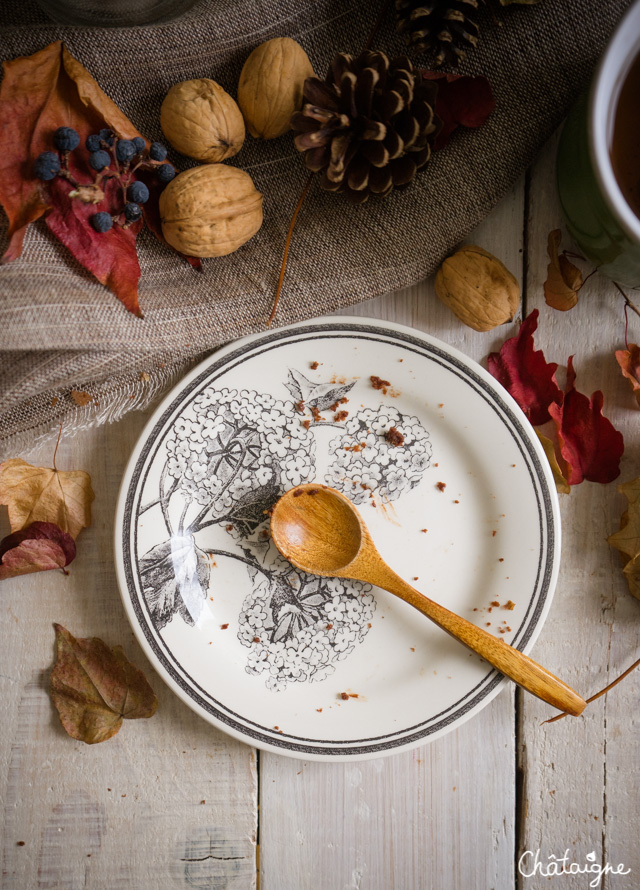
top-left (544, 229), bottom-right (583, 311)
top-left (622, 553), bottom-right (640, 600)
top-left (608, 475), bottom-right (640, 601)
top-left (0, 458), bottom-right (94, 540)
top-left (535, 429), bottom-right (570, 494)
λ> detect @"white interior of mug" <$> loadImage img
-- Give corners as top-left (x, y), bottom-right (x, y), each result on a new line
top-left (590, 0), bottom-right (640, 242)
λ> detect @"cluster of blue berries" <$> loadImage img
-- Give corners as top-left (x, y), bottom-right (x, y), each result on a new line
top-left (33, 126), bottom-right (176, 234)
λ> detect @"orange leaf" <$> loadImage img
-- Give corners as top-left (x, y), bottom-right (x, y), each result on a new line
top-left (50, 624), bottom-right (158, 744)
top-left (544, 229), bottom-right (583, 311)
top-left (535, 429), bottom-right (570, 494)
top-left (615, 343), bottom-right (640, 407)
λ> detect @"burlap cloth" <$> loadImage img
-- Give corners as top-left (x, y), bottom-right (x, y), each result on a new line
top-left (0, 0), bottom-right (631, 456)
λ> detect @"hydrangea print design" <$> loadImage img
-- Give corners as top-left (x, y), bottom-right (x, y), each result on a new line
top-left (138, 373), bottom-right (432, 690)
top-left (326, 406), bottom-right (432, 503)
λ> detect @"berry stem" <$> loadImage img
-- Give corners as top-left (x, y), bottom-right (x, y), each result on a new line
top-left (57, 150), bottom-right (79, 188)
top-left (57, 167), bottom-right (80, 188)
top-left (267, 173), bottom-right (314, 328)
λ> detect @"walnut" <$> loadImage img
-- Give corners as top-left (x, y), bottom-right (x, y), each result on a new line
top-left (159, 164), bottom-right (263, 258)
top-left (238, 37), bottom-right (314, 140)
top-left (434, 245), bottom-right (520, 332)
top-left (160, 78), bottom-right (245, 162)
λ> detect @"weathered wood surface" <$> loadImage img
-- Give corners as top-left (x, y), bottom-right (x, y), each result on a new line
top-left (2, 139), bottom-right (639, 890)
top-left (0, 417), bottom-right (257, 890)
top-left (259, 180), bottom-right (525, 890)
top-left (517, 135), bottom-right (640, 890)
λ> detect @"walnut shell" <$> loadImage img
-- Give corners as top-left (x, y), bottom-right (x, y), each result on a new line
top-left (434, 245), bottom-right (520, 332)
top-left (159, 164), bottom-right (263, 258)
top-left (238, 37), bottom-right (314, 139)
top-left (160, 78), bottom-right (245, 162)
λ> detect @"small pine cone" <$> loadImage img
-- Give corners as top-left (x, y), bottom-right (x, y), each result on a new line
top-left (395, 0), bottom-right (480, 67)
top-left (291, 51), bottom-right (441, 204)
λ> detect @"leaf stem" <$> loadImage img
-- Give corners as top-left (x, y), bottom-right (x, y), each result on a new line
top-left (267, 173), bottom-right (314, 328)
top-left (362, 0), bottom-right (394, 52)
top-left (614, 280), bottom-right (640, 320)
top-left (52, 422), bottom-right (63, 471)
top-left (541, 655), bottom-right (640, 725)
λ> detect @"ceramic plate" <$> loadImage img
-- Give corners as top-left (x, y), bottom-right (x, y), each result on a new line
top-left (114, 318), bottom-right (560, 761)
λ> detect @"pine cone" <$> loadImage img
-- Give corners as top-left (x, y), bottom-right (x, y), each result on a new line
top-left (290, 51), bottom-right (441, 204)
top-left (395, 0), bottom-right (480, 67)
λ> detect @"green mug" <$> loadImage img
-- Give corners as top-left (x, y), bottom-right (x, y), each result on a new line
top-left (557, 0), bottom-right (640, 288)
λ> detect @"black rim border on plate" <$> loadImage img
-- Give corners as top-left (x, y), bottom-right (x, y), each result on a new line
top-left (120, 322), bottom-right (556, 756)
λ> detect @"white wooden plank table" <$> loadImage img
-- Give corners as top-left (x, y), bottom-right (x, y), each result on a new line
top-left (2, 138), bottom-right (639, 890)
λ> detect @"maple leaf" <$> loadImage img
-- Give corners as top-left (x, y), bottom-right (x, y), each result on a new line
top-left (421, 71), bottom-right (496, 151)
top-left (548, 356), bottom-right (624, 485)
top-left (0, 521), bottom-right (76, 581)
top-left (487, 309), bottom-right (563, 425)
top-left (139, 535), bottom-right (210, 631)
top-left (535, 429), bottom-right (570, 494)
top-left (285, 369), bottom-right (356, 412)
top-left (0, 457), bottom-right (94, 540)
top-left (49, 624), bottom-right (158, 744)
top-left (615, 343), bottom-right (640, 407)
top-left (543, 230), bottom-right (583, 311)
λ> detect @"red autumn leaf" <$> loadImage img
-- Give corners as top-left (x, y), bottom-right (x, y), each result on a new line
top-left (548, 356), bottom-right (624, 485)
top-left (0, 42), bottom-right (146, 314)
top-left (46, 173), bottom-right (144, 315)
top-left (0, 520), bottom-right (76, 581)
top-left (487, 309), bottom-right (563, 425)
top-left (0, 42), bottom-right (200, 313)
top-left (615, 343), bottom-right (640, 407)
top-left (135, 167), bottom-right (202, 272)
top-left (421, 71), bottom-right (496, 151)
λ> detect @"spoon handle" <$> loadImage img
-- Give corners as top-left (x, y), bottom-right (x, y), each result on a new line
top-left (371, 565), bottom-right (586, 716)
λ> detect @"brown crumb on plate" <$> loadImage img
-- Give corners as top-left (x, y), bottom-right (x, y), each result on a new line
top-left (385, 426), bottom-right (404, 447)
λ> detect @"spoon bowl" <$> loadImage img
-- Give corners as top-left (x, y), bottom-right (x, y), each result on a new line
top-left (271, 483), bottom-right (586, 717)
top-left (271, 485), bottom-right (363, 574)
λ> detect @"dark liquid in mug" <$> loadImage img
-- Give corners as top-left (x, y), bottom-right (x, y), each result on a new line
top-left (611, 52), bottom-right (640, 218)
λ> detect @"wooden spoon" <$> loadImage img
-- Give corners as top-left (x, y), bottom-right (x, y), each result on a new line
top-left (270, 483), bottom-right (586, 717)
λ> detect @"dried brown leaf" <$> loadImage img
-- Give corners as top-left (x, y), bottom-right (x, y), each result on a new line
top-left (50, 624), bottom-right (158, 744)
top-left (535, 429), bottom-right (570, 494)
top-left (622, 553), bottom-right (640, 599)
top-left (608, 477), bottom-right (640, 561)
top-left (615, 343), bottom-right (640, 407)
top-left (0, 458), bottom-right (94, 540)
top-left (608, 476), bottom-right (640, 600)
top-left (544, 229), bottom-right (583, 311)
